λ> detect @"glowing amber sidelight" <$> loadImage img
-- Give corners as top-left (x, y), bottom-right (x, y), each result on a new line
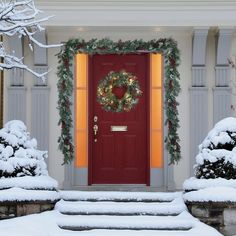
top-left (150, 53), bottom-right (163, 168)
top-left (75, 54), bottom-right (88, 167)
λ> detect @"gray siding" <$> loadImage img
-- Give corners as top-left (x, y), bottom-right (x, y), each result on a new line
top-left (7, 87), bottom-right (27, 123)
top-left (189, 87), bottom-right (208, 175)
top-left (213, 87), bottom-right (232, 124)
top-left (31, 87), bottom-right (50, 151)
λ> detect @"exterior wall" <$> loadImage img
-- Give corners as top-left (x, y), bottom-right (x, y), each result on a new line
top-left (3, 26), bottom-right (236, 189)
top-left (229, 36), bottom-right (236, 118)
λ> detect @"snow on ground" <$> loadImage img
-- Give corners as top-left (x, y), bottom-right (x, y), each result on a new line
top-left (61, 191), bottom-right (181, 202)
top-left (0, 187), bottom-right (60, 202)
top-left (0, 176), bottom-right (58, 190)
top-left (0, 209), bottom-right (222, 236)
top-left (183, 177), bottom-right (236, 191)
top-left (184, 186), bottom-right (236, 202)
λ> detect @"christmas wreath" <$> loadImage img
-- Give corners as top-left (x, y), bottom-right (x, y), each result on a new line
top-left (97, 70), bottom-right (142, 112)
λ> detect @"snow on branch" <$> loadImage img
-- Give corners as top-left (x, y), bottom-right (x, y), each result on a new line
top-left (0, 43), bottom-right (48, 78)
top-left (0, 0), bottom-right (63, 78)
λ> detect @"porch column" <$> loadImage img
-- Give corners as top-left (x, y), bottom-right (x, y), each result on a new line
top-left (7, 35), bottom-right (26, 123)
top-left (213, 28), bottom-right (233, 124)
top-left (31, 31), bottom-right (50, 154)
top-left (189, 28), bottom-right (209, 176)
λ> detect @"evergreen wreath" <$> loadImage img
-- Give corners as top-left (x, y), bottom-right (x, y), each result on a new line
top-left (97, 70), bottom-right (142, 113)
top-left (57, 38), bottom-right (181, 165)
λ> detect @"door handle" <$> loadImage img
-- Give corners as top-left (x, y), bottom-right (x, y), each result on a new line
top-left (93, 124), bottom-right (98, 135)
top-left (93, 116), bottom-right (98, 143)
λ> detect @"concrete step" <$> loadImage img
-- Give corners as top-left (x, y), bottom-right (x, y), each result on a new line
top-left (61, 191), bottom-right (181, 202)
top-left (56, 199), bottom-right (186, 216)
top-left (57, 215), bottom-right (193, 231)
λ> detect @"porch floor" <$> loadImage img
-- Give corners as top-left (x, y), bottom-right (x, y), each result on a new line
top-left (65, 185), bottom-right (169, 192)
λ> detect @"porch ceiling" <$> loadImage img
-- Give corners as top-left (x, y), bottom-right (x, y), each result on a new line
top-left (35, 0), bottom-right (236, 27)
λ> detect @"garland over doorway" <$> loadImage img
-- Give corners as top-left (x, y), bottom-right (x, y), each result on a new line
top-left (57, 38), bottom-right (181, 165)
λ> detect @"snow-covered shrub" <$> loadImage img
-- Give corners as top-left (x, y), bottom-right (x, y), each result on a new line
top-left (195, 117), bottom-right (236, 179)
top-left (0, 120), bottom-right (48, 178)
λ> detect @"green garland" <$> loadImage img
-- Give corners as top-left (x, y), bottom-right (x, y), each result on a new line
top-left (97, 70), bottom-right (142, 113)
top-left (57, 38), bottom-right (181, 165)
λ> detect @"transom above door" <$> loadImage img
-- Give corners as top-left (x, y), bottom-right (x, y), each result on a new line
top-left (75, 53), bottom-right (163, 186)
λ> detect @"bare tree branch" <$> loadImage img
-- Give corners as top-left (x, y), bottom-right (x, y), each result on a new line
top-left (0, 0), bottom-right (63, 78)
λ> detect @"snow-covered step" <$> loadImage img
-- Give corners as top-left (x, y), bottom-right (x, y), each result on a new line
top-left (57, 214), bottom-right (193, 231)
top-left (61, 191), bottom-right (181, 202)
top-left (56, 199), bottom-right (186, 216)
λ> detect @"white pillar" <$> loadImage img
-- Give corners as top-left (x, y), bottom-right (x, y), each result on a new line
top-left (31, 31), bottom-right (50, 154)
top-left (189, 28), bottom-right (209, 176)
top-left (213, 28), bottom-right (233, 124)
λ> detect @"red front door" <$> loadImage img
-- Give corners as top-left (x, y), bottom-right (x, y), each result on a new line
top-left (89, 54), bottom-right (149, 184)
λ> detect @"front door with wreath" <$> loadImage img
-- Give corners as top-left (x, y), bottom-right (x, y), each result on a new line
top-left (89, 54), bottom-right (149, 184)
top-left (57, 38), bottom-right (181, 187)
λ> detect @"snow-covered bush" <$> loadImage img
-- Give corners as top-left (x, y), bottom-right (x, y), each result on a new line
top-left (195, 117), bottom-right (236, 179)
top-left (0, 120), bottom-right (48, 178)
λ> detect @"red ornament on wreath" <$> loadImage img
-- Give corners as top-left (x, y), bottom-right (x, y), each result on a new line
top-left (97, 70), bottom-right (142, 113)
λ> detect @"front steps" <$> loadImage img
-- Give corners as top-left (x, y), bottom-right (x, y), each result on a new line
top-left (61, 191), bottom-right (180, 202)
top-left (56, 199), bottom-right (185, 216)
top-left (57, 215), bottom-right (193, 231)
top-left (56, 191), bottom-right (195, 232)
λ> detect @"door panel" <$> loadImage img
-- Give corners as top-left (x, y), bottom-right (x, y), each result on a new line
top-left (89, 54), bottom-right (149, 184)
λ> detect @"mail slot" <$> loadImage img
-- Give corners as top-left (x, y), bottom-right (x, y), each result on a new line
top-left (111, 126), bottom-right (128, 132)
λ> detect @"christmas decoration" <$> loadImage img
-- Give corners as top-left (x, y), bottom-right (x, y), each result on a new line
top-left (97, 70), bottom-right (142, 113)
top-left (57, 38), bottom-right (181, 164)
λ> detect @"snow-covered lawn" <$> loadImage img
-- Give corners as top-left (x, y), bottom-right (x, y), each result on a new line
top-left (0, 209), bottom-right (222, 236)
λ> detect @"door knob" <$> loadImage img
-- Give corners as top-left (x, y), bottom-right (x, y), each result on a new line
top-left (93, 124), bottom-right (98, 136)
